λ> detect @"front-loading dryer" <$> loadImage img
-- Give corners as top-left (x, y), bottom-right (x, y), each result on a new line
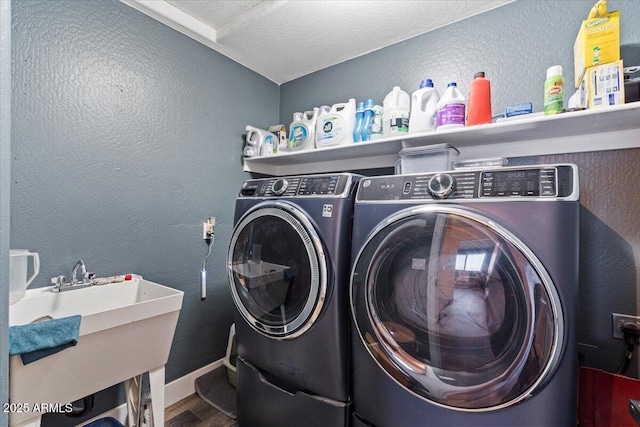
top-left (228, 173), bottom-right (359, 427)
top-left (350, 164), bottom-right (579, 427)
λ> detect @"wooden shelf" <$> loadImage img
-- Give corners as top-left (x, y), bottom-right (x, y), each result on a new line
top-left (243, 102), bottom-right (640, 176)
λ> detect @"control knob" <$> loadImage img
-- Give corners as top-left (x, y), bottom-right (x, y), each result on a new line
top-left (272, 178), bottom-right (289, 196)
top-left (427, 173), bottom-right (456, 199)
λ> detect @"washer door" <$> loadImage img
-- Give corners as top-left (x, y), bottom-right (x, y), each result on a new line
top-left (228, 201), bottom-right (327, 339)
top-left (351, 205), bottom-right (563, 411)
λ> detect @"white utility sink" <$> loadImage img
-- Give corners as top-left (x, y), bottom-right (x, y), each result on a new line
top-left (8, 274), bottom-right (184, 427)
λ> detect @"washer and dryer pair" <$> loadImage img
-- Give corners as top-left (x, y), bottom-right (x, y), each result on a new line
top-left (228, 164), bottom-right (580, 427)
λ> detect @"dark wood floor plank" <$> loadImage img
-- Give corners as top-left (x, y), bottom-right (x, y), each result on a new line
top-left (165, 393), bottom-right (236, 426)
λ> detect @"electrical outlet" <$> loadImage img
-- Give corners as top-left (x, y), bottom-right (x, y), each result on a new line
top-left (202, 217), bottom-right (216, 240)
top-left (612, 313), bottom-right (640, 339)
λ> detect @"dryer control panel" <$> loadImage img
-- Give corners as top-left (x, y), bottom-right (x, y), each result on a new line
top-left (239, 173), bottom-right (356, 198)
top-left (357, 164), bottom-right (578, 202)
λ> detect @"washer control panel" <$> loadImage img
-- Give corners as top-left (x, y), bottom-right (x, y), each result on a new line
top-left (357, 165), bottom-right (577, 202)
top-left (240, 174), bottom-right (353, 198)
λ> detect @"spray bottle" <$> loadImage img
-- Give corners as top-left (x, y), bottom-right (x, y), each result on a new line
top-left (544, 65), bottom-right (564, 115)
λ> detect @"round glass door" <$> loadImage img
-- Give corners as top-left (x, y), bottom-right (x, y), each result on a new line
top-left (228, 202), bottom-right (326, 339)
top-left (351, 205), bottom-right (563, 411)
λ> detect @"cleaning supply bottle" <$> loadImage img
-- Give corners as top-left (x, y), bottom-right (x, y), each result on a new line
top-left (370, 105), bottom-right (384, 139)
top-left (360, 99), bottom-right (376, 141)
top-left (353, 102), bottom-right (365, 142)
top-left (436, 82), bottom-right (466, 130)
top-left (245, 125), bottom-right (278, 157)
top-left (544, 65), bottom-right (564, 115)
top-left (466, 72), bottom-right (492, 126)
top-left (383, 86), bottom-right (410, 138)
top-left (408, 79), bottom-right (439, 133)
top-left (288, 108), bottom-right (319, 151)
top-left (315, 98), bottom-right (356, 148)
top-left (259, 133), bottom-right (278, 156)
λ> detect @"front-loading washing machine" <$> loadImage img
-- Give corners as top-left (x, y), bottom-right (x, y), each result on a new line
top-left (228, 173), bottom-right (359, 427)
top-left (349, 164), bottom-right (579, 426)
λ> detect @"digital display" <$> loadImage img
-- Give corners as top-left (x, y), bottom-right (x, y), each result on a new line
top-left (482, 169), bottom-right (545, 197)
top-left (298, 176), bottom-right (339, 195)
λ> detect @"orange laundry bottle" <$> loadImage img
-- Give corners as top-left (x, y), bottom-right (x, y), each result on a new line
top-left (466, 71), bottom-right (492, 126)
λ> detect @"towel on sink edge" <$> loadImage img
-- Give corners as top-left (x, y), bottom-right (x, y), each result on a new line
top-left (9, 315), bottom-right (81, 365)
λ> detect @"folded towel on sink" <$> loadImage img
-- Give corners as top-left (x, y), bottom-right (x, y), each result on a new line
top-left (9, 315), bottom-right (81, 365)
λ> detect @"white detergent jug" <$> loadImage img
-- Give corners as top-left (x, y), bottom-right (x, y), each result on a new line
top-left (315, 99), bottom-right (356, 148)
top-left (409, 79), bottom-right (440, 133)
top-left (10, 249), bottom-right (40, 305)
top-left (288, 108), bottom-right (319, 151)
top-left (436, 82), bottom-right (466, 130)
top-left (383, 86), bottom-right (410, 138)
top-left (245, 125), bottom-right (279, 157)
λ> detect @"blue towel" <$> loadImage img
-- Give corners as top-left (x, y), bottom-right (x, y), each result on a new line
top-left (9, 315), bottom-right (81, 365)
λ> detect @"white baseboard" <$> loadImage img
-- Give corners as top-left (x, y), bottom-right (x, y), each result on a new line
top-left (165, 359), bottom-right (224, 407)
top-left (79, 359), bottom-right (224, 426)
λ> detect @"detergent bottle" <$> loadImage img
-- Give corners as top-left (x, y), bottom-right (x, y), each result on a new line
top-left (436, 82), bottom-right (466, 130)
top-left (466, 72), bottom-right (492, 126)
top-left (408, 79), bottom-right (439, 133)
top-left (288, 108), bottom-right (319, 151)
top-left (353, 102), bottom-right (365, 142)
top-left (360, 99), bottom-right (376, 141)
top-left (245, 125), bottom-right (278, 157)
top-left (315, 99), bottom-right (356, 148)
top-left (383, 86), bottom-right (410, 138)
top-left (369, 105), bottom-right (384, 139)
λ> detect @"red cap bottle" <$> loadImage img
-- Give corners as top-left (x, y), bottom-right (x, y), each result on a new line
top-left (466, 72), bottom-right (492, 126)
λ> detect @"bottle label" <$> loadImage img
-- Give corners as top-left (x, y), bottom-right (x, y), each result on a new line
top-left (370, 109), bottom-right (383, 137)
top-left (288, 124), bottom-right (309, 150)
top-left (316, 116), bottom-right (345, 146)
top-left (387, 112), bottom-right (409, 133)
top-left (544, 80), bottom-right (564, 115)
top-left (260, 134), bottom-right (277, 156)
top-left (437, 103), bottom-right (465, 126)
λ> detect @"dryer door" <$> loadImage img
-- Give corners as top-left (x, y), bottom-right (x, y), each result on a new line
top-left (351, 205), bottom-right (563, 411)
top-left (229, 201), bottom-right (327, 339)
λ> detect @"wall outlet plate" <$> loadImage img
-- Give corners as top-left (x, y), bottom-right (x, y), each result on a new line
top-left (612, 313), bottom-right (640, 339)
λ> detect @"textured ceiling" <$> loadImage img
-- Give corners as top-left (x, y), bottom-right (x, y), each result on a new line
top-left (121, 0), bottom-right (515, 84)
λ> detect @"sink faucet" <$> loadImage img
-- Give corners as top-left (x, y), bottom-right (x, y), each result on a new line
top-left (71, 260), bottom-right (87, 285)
top-left (51, 260), bottom-right (95, 292)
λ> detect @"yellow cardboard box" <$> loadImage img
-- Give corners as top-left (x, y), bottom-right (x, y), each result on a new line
top-left (573, 10), bottom-right (620, 88)
top-left (579, 60), bottom-right (625, 108)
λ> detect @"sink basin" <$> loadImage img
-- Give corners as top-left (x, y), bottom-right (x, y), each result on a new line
top-left (8, 274), bottom-right (184, 426)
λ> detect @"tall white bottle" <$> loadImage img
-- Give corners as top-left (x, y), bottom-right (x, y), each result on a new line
top-left (383, 86), bottom-right (410, 138)
top-left (436, 82), bottom-right (466, 130)
top-left (315, 98), bottom-right (356, 148)
top-left (408, 79), bottom-right (440, 133)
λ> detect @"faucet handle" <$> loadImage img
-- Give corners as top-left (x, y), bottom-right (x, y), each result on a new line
top-left (84, 272), bottom-right (96, 282)
top-left (51, 275), bottom-right (66, 286)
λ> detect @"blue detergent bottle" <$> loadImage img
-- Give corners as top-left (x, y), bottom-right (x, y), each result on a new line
top-left (353, 102), bottom-right (365, 142)
top-left (360, 99), bottom-right (375, 141)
